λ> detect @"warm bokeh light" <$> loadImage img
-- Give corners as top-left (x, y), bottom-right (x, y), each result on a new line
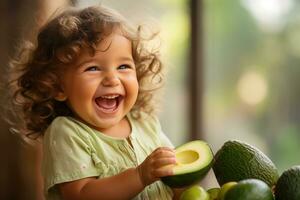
top-left (242, 0), bottom-right (293, 32)
top-left (237, 71), bottom-right (268, 105)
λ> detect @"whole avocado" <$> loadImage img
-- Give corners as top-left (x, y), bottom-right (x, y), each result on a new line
top-left (207, 188), bottom-right (220, 200)
top-left (218, 182), bottom-right (237, 200)
top-left (213, 140), bottom-right (279, 187)
top-left (180, 185), bottom-right (209, 200)
top-left (275, 165), bottom-right (300, 200)
top-left (224, 179), bottom-right (274, 200)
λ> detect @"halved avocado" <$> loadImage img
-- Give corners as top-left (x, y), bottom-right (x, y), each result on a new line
top-left (161, 140), bottom-right (214, 188)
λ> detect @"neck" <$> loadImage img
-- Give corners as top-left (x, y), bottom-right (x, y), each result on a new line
top-left (98, 117), bottom-right (131, 139)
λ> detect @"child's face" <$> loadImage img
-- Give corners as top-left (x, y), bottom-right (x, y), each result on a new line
top-left (57, 33), bottom-right (139, 132)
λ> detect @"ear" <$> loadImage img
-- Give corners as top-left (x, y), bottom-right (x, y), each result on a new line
top-left (54, 92), bottom-right (67, 101)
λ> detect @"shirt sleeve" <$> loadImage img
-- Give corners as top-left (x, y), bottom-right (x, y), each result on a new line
top-left (42, 117), bottom-right (100, 193)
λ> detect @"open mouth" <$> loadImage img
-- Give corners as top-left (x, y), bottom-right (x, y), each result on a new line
top-left (95, 94), bottom-right (124, 114)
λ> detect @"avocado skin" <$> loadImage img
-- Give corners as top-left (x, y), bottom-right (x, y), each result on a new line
top-left (161, 161), bottom-right (212, 188)
top-left (224, 179), bottom-right (274, 200)
top-left (207, 188), bottom-right (220, 200)
top-left (275, 165), bottom-right (300, 200)
top-left (213, 140), bottom-right (279, 187)
top-left (180, 186), bottom-right (210, 200)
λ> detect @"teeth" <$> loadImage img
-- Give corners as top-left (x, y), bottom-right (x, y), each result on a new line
top-left (100, 95), bottom-right (119, 99)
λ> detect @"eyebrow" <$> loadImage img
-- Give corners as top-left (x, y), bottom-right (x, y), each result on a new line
top-left (75, 56), bottom-right (134, 68)
top-left (75, 59), bottom-right (94, 68)
top-left (118, 56), bottom-right (134, 63)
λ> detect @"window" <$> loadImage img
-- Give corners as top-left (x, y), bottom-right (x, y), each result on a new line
top-left (203, 0), bottom-right (300, 188)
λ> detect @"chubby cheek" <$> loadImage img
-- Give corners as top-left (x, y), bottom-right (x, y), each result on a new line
top-left (69, 83), bottom-right (92, 99)
top-left (66, 85), bottom-right (97, 113)
top-left (67, 94), bottom-right (93, 117)
top-left (127, 78), bottom-right (139, 100)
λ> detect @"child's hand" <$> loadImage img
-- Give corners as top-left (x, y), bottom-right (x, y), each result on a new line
top-left (137, 147), bottom-right (176, 187)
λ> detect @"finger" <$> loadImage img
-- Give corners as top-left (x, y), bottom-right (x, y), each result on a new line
top-left (157, 146), bottom-right (175, 152)
top-left (153, 157), bottom-right (177, 168)
top-left (152, 168), bottom-right (174, 178)
top-left (153, 148), bottom-right (176, 158)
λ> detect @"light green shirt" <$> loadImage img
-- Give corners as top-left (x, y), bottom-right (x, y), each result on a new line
top-left (42, 113), bottom-right (174, 200)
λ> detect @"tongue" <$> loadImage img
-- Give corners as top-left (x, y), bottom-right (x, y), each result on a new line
top-left (96, 98), bottom-right (117, 110)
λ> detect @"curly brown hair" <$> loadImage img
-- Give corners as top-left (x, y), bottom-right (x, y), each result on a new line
top-left (6, 5), bottom-right (164, 140)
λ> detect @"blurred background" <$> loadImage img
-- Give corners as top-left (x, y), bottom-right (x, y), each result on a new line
top-left (1, 0), bottom-right (300, 199)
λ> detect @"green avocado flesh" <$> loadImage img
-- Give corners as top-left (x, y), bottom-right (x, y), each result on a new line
top-left (213, 140), bottom-right (279, 187)
top-left (161, 140), bottom-right (213, 188)
top-left (275, 165), bottom-right (300, 200)
top-left (224, 179), bottom-right (274, 200)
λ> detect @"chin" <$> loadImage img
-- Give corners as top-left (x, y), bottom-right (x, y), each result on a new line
top-left (94, 118), bottom-right (121, 129)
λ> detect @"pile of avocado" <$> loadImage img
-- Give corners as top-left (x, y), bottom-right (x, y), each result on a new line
top-left (162, 140), bottom-right (300, 200)
top-left (180, 179), bottom-right (273, 200)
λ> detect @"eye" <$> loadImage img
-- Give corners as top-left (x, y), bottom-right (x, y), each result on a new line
top-left (118, 64), bottom-right (131, 70)
top-left (85, 66), bottom-right (100, 72)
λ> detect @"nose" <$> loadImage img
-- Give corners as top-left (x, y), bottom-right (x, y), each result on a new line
top-left (101, 71), bottom-right (120, 87)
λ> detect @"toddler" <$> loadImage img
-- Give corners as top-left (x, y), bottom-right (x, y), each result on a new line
top-left (8, 5), bottom-right (184, 200)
